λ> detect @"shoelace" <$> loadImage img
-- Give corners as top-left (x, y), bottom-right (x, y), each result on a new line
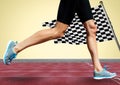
top-left (104, 65), bottom-right (109, 70)
top-left (103, 65), bottom-right (114, 75)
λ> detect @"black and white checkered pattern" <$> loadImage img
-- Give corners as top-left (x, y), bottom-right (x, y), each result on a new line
top-left (42, 4), bottom-right (114, 45)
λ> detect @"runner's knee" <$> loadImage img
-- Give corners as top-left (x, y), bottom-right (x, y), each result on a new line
top-left (51, 28), bottom-right (65, 39)
top-left (85, 21), bottom-right (97, 36)
top-left (88, 23), bottom-right (97, 35)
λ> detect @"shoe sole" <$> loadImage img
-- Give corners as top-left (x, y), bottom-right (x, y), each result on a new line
top-left (93, 75), bottom-right (117, 80)
top-left (3, 40), bottom-right (13, 65)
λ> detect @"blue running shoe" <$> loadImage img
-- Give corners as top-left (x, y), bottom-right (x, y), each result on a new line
top-left (3, 40), bottom-right (17, 65)
top-left (93, 68), bottom-right (117, 80)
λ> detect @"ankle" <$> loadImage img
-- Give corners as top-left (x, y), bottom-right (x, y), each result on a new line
top-left (94, 67), bottom-right (103, 72)
top-left (13, 46), bottom-right (20, 54)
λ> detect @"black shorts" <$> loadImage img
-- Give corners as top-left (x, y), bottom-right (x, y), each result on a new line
top-left (57, 0), bottom-right (93, 25)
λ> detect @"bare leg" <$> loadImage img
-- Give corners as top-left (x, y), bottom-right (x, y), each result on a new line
top-left (14, 19), bottom-right (102, 72)
top-left (14, 22), bottom-right (68, 53)
top-left (84, 20), bottom-right (103, 72)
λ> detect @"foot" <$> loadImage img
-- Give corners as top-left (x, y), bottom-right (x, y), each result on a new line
top-left (3, 40), bottom-right (17, 65)
top-left (93, 68), bottom-right (117, 80)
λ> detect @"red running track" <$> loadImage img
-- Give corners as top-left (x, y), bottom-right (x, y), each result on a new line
top-left (0, 62), bottom-right (120, 85)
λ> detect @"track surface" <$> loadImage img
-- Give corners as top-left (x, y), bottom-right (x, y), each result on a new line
top-left (0, 62), bottom-right (120, 85)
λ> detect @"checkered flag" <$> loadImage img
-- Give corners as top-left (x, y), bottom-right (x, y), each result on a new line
top-left (42, 1), bottom-right (120, 50)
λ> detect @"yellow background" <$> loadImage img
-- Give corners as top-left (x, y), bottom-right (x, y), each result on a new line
top-left (0, 0), bottom-right (120, 59)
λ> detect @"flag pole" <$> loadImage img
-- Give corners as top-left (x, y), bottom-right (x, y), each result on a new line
top-left (100, 1), bottom-right (120, 51)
